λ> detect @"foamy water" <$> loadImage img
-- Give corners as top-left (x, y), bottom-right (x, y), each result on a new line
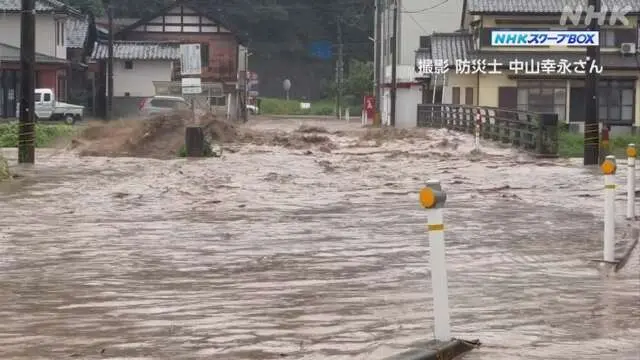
top-left (1, 119), bottom-right (638, 359)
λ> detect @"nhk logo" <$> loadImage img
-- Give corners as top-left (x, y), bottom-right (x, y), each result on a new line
top-left (491, 31), bottom-right (599, 46)
top-left (560, 5), bottom-right (631, 26)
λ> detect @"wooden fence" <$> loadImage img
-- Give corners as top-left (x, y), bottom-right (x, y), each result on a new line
top-left (417, 104), bottom-right (559, 157)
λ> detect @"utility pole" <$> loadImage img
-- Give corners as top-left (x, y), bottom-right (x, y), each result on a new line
top-left (19, 0), bottom-right (35, 164)
top-left (107, 2), bottom-right (114, 120)
top-left (374, 0), bottom-right (382, 116)
top-left (390, 0), bottom-right (397, 127)
top-left (583, 0), bottom-right (600, 165)
top-left (336, 17), bottom-right (344, 119)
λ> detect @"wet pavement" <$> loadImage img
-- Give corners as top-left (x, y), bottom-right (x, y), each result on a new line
top-left (1, 118), bottom-right (638, 360)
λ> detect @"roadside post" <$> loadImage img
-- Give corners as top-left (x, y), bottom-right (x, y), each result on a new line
top-left (599, 125), bottom-right (610, 164)
top-left (419, 180), bottom-right (450, 340)
top-left (474, 113), bottom-right (481, 152)
top-left (626, 144), bottom-right (636, 219)
top-left (380, 181), bottom-right (479, 360)
top-left (601, 156), bottom-right (617, 263)
top-left (345, 108), bottom-right (350, 123)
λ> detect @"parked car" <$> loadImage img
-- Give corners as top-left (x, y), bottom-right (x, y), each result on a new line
top-left (138, 95), bottom-right (190, 116)
top-left (16, 88), bottom-right (84, 125)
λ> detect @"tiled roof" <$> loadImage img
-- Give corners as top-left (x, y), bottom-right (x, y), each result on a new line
top-left (91, 41), bottom-right (180, 60)
top-left (0, 42), bottom-right (68, 63)
top-left (0, 0), bottom-right (80, 14)
top-left (65, 17), bottom-right (89, 48)
top-left (430, 32), bottom-right (473, 63)
top-left (416, 32), bottom-right (640, 69)
top-left (466, 0), bottom-right (640, 13)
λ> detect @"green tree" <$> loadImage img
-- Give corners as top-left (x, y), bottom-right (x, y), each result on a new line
top-left (345, 59), bottom-right (373, 98)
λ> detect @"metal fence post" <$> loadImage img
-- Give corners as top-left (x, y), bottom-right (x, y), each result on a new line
top-left (601, 156), bottom-right (617, 263)
top-left (537, 113), bottom-right (559, 156)
top-left (419, 180), bottom-right (450, 341)
top-left (627, 144), bottom-right (636, 219)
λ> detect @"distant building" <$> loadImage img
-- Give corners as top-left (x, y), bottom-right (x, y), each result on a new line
top-left (414, 0), bottom-right (640, 131)
top-left (379, 0), bottom-right (465, 127)
top-left (0, 0), bottom-right (82, 118)
top-left (91, 0), bottom-right (249, 119)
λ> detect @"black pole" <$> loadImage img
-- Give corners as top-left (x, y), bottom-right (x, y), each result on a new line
top-left (583, 0), bottom-right (600, 165)
top-left (107, 3), bottom-right (114, 120)
top-left (336, 18), bottom-right (343, 119)
top-left (19, 0), bottom-right (35, 164)
top-left (390, 1), bottom-right (397, 127)
top-left (374, 0), bottom-right (382, 116)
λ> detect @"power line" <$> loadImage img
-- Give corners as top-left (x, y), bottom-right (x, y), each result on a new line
top-left (401, 0), bottom-right (449, 13)
top-left (403, 7), bottom-right (426, 33)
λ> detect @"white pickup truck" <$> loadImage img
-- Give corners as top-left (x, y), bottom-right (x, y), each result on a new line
top-left (16, 88), bottom-right (84, 125)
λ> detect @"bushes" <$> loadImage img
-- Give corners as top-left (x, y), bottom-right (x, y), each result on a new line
top-left (0, 154), bottom-right (9, 180)
top-left (0, 123), bottom-right (77, 147)
top-left (558, 129), bottom-right (640, 158)
top-left (259, 97), bottom-right (337, 116)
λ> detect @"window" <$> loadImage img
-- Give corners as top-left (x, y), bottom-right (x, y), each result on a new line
top-left (451, 87), bottom-right (460, 104)
top-left (55, 21), bottom-right (64, 46)
top-left (43, 93), bottom-right (51, 102)
top-left (517, 80), bottom-right (567, 122)
top-left (200, 43), bottom-right (209, 66)
top-left (601, 29), bottom-right (616, 47)
top-left (124, 60), bottom-right (133, 70)
top-left (598, 80), bottom-right (635, 124)
top-left (150, 98), bottom-right (186, 108)
top-left (124, 92), bottom-right (130, 97)
top-left (465, 87), bottom-right (474, 105)
top-left (210, 96), bottom-right (226, 106)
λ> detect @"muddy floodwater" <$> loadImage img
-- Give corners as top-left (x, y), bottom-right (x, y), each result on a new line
top-left (1, 118), bottom-right (638, 360)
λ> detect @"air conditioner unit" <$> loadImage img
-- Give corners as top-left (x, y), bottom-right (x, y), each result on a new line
top-left (620, 42), bottom-right (636, 55)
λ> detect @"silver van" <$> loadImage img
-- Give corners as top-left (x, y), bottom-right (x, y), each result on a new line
top-left (138, 96), bottom-right (190, 116)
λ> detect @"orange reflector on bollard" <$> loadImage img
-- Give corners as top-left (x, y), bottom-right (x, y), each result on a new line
top-left (627, 146), bottom-right (637, 158)
top-left (601, 159), bottom-right (616, 175)
top-left (419, 187), bottom-right (436, 208)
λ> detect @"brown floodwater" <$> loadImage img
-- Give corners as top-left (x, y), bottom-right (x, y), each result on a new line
top-left (1, 118), bottom-right (638, 360)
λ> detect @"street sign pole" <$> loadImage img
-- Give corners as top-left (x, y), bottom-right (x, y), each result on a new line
top-left (180, 44), bottom-right (202, 122)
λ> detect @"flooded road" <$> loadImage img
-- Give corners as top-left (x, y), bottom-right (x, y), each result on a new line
top-left (1, 119), bottom-right (638, 360)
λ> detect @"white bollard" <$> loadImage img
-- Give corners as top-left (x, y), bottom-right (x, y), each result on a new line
top-left (345, 108), bottom-right (350, 123)
top-left (601, 155), bottom-right (617, 263)
top-left (474, 113), bottom-right (481, 151)
top-left (626, 144), bottom-right (636, 219)
top-left (419, 180), bottom-right (450, 341)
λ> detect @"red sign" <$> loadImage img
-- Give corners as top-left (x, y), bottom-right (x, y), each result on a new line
top-left (364, 96), bottom-right (375, 119)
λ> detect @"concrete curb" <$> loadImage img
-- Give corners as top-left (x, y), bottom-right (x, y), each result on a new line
top-left (382, 339), bottom-right (479, 360)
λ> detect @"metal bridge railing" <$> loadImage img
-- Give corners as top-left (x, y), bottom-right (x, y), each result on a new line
top-left (417, 104), bottom-right (559, 157)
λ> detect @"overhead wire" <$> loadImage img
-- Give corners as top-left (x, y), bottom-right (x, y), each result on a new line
top-left (401, 0), bottom-right (450, 13)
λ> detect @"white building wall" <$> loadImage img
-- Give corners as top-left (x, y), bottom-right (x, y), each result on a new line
top-left (237, 45), bottom-right (248, 72)
top-left (111, 60), bottom-right (173, 97)
top-left (0, 13), bottom-right (67, 58)
top-left (378, 0), bottom-right (464, 127)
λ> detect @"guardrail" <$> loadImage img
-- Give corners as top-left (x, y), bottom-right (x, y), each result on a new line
top-left (416, 104), bottom-right (559, 157)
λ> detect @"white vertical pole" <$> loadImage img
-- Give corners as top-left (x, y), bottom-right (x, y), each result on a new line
top-left (346, 107), bottom-right (350, 123)
top-left (474, 113), bottom-right (480, 151)
top-left (626, 144), bottom-right (636, 219)
top-left (603, 155), bottom-right (616, 263)
top-left (431, 74), bottom-right (438, 104)
top-left (427, 202), bottom-right (450, 341)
